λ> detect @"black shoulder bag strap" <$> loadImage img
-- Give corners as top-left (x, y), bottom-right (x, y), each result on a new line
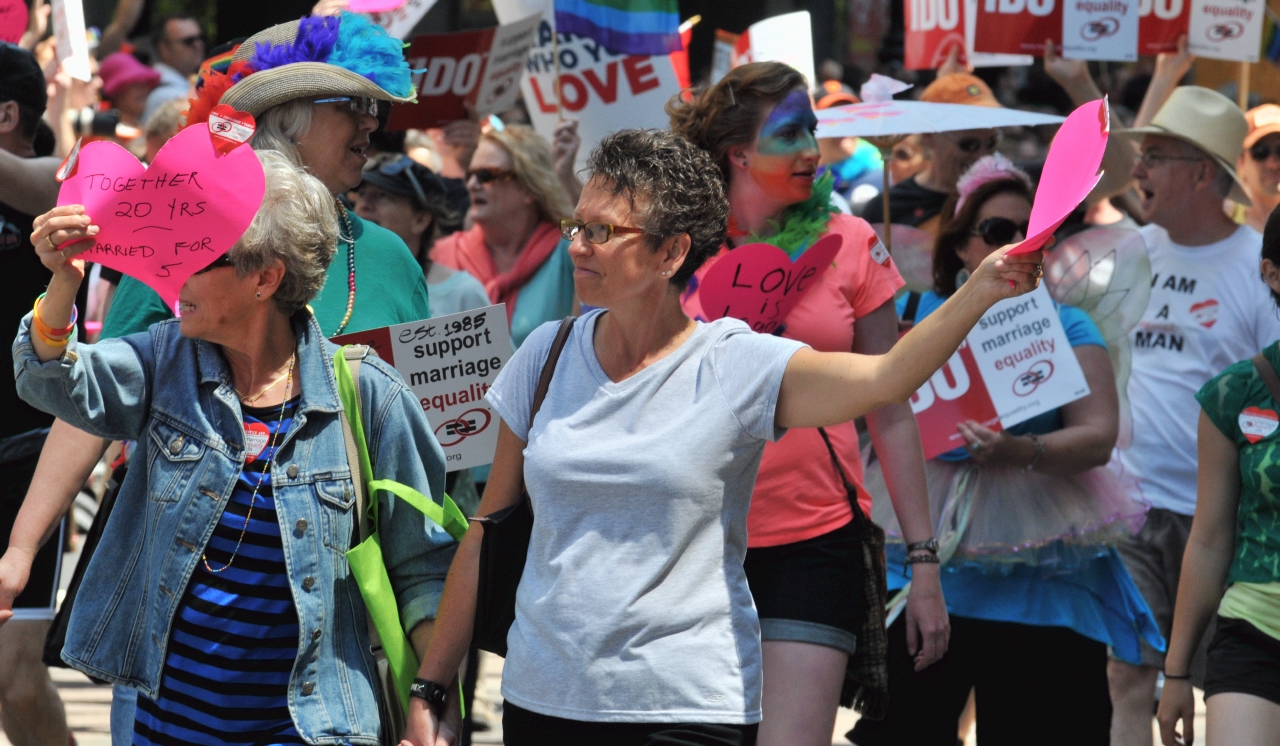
top-left (901, 290), bottom-right (922, 325)
top-left (816, 426), bottom-right (890, 719)
top-left (1252, 351), bottom-right (1280, 404)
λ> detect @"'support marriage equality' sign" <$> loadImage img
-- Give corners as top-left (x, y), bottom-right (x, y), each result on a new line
top-left (333, 305), bottom-right (513, 471)
top-left (911, 284), bottom-right (1091, 458)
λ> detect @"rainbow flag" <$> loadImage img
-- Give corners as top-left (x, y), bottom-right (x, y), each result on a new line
top-left (554, 0), bottom-right (681, 56)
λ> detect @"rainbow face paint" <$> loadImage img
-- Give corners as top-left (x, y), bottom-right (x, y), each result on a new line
top-left (749, 89), bottom-right (820, 206)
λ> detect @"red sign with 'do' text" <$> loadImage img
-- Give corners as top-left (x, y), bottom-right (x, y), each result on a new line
top-left (974, 0), bottom-right (1062, 55)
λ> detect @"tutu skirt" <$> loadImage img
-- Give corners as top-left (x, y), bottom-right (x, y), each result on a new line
top-left (865, 449), bottom-right (1149, 572)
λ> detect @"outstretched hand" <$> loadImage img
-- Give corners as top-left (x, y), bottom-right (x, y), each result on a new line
top-left (965, 243), bottom-right (1045, 307)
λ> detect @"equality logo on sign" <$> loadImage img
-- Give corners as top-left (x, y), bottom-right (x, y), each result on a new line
top-left (1205, 20), bottom-right (1245, 39)
top-left (1013, 359), bottom-right (1056, 396)
top-left (1063, 0), bottom-right (1139, 60)
top-left (1240, 406), bottom-right (1279, 444)
top-left (1081, 16), bottom-right (1122, 38)
top-left (436, 407), bottom-right (493, 447)
top-left (1188, 0), bottom-right (1263, 62)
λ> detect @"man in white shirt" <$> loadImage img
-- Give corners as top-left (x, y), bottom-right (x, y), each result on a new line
top-left (1110, 87), bottom-right (1280, 745)
top-left (143, 15), bottom-right (204, 124)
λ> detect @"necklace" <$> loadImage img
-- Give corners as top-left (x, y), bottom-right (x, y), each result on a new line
top-left (237, 354), bottom-right (296, 405)
top-left (333, 201), bottom-right (357, 336)
top-left (203, 355), bottom-right (296, 574)
top-left (740, 172), bottom-right (838, 259)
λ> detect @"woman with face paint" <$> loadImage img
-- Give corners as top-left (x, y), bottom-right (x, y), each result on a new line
top-left (669, 62), bottom-right (949, 746)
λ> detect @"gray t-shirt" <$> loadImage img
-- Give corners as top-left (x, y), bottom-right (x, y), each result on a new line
top-left (485, 309), bottom-right (806, 724)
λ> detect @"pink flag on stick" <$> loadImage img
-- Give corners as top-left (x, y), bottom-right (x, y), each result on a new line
top-left (55, 119), bottom-right (266, 311)
top-left (1007, 98), bottom-right (1110, 256)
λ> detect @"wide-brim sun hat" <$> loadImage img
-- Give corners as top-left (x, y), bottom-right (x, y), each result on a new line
top-left (1116, 86), bottom-right (1251, 206)
top-left (187, 12), bottom-right (416, 124)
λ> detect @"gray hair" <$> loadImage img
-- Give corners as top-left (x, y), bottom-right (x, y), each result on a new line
top-left (230, 149), bottom-right (337, 315)
top-left (249, 98), bottom-right (313, 166)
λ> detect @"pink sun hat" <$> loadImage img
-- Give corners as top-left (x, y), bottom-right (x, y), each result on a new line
top-left (98, 52), bottom-right (161, 98)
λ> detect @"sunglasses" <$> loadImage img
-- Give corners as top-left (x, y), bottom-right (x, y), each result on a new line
top-left (313, 96), bottom-right (379, 118)
top-left (195, 254), bottom-right (236, 274)
top-left (972, 217), bottom-right (1029, 247)
top-left (948, 132), bottom-right (1000, 154)
top-left (1250, 143), bottom-right (1280, 162)
top-left (376, 155), bottom-right (429, 207)
top-left (559, 218), bottom-right (644, 244)
top-left (467, 168), bottom-right (517, 184)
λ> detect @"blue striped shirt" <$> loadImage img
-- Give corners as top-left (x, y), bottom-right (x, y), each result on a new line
top-left (134, 398), bottom-right (305, 745)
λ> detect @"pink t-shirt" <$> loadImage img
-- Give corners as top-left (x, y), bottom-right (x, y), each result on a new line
top-left (681, 214), bottom-right (904, 547)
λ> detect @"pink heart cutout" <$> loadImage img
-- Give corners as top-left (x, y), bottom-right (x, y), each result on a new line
top-left (697, 234), bottom-right (843, 333)
top-left (56, 123), bottom-right (266, 311)
top-left (0, 0), bottom-right (26, 44)
top-left (349, 0), bottom-right (408, 10)
top-left (1008, 98), bottom-right (1108, 256)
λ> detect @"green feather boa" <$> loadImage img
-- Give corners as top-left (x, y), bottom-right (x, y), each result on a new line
top-left (746, 173), bottom-right (838, 259)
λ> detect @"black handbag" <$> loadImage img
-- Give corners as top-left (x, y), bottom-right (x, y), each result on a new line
top-left (42, 463), bottom-right (124, 679)
top-left (470, 316), bottom-right (575, 657)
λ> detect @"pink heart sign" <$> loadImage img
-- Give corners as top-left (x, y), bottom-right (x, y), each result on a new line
top-left (1007, 98), bottom-right (1109, 256)
top-left (56, 122), bottom-right (266, 311)
top-left (0, 0), bottom-right (25, 44)
top-left (697, 234), bottom-right (843, 333)
top-left (349, 0), bottom-right (408, 10)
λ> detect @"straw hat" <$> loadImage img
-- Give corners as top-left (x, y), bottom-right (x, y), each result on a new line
top-left (1117, 86), bottom-right (1250, 205)
top-left (215, 13), bottom-right (416, 118)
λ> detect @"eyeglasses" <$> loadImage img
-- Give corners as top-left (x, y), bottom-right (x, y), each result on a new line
top-left (972, 217), bottom-right (1029, 247)
top-left (560, 218), bottom-right (644, 244)
top-left (194, 254), bottom-right (236, 274)
top-left (377, 155), bottom-right (429, 207)
top-left (467, 168), bottom-right (517, 184)
top-left (1250, 143), bottom-right (1280, 162)
top-left (170, 34), bottom-right (203, 48)
top-left (947, 132), bottom-right (1000, 154)
top-left (313, 96), bottom-right (379, 118)
top-left (1137, 151), bottom-right (1206, 169)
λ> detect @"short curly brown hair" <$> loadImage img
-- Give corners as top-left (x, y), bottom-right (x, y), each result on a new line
top-left (585, 130), bottom-right (728, 289)
top-left (667, 62), bottom-right (809, 183)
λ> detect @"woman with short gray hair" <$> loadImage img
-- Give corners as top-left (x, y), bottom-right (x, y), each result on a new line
top-left (11, 147), bottom-right (458, 744)
top-left (406, 129), bottom-right (1044, 746)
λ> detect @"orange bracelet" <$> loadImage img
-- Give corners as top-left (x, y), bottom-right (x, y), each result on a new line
top-left (32, 293), bottom-right (77, 344)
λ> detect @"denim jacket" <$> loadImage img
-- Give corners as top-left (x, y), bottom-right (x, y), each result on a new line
top-left (13, 311), bottom-right (456, 745)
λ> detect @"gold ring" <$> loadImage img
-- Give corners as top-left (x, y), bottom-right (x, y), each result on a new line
top-left (45, 234), bottom-right (57, 251)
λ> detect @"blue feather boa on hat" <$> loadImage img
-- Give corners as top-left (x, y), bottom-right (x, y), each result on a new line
top-left (249, 12), bottom-right (413, 99)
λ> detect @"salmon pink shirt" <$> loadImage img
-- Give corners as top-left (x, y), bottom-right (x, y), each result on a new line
top-left (681, 214), bottom-right (904, 547)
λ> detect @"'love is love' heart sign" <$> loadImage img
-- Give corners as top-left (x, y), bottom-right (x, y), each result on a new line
top-left (56, 121), bottom-right (266, 311)
top-left (1007, 98), bottom-right (1109, 256)
top-left (697, 234), bottom-right (843, 333)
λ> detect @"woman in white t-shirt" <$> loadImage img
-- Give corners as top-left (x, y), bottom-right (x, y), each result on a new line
top-left (404, 129), bottom-right (1043, 746)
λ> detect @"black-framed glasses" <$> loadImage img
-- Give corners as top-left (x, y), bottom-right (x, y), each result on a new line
top-left (377, 155), bottom-right (429, 207)
top-left (1250, 143), bottom-right (1280, 162)
top-left (467, 168), bottom-right (517, 185)
top-left (560, 218), bottom-right (644, 244)
top-left (195, 254), bottom-right (236, 274)
top-left (972, 217), bottom-right (1028, 247)
top-left (947, 132), bottom-right (1000, 154)
top-left (1137, 151), bottom-right (1206, 169)
top-left (313, 96), bottom-right (379, 118)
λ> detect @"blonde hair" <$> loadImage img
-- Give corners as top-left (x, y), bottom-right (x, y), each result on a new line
top-left (231, 149), bottom-right (338, 314)
top-left (483, 124), bottom-right (574, 224)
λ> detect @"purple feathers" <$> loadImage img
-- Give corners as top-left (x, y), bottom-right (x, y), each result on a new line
top-left (251, 14), bottom-right (340, 71)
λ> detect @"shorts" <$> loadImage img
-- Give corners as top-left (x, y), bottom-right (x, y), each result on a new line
top-left (1114, 507), bottom-right (1211, 673)
top-left (502, 702), bottom-right (758, 746)
top-left (1204, 616), bottom-right (1280, 707)
top-left (743, 519), bottom-right (865, 655)
top-left (0, 452), bottom-right (65, 621)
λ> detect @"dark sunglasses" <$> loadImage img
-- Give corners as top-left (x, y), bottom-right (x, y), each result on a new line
top-left (313, 96), bottom-right (379, 118)
top-left (972, 217), bottom-right (1028, 247)
top-left (949, 132), bottom-right (1000, 154)
top-left (467, 168), bottom-right (517, 185)
top-left (1250, 143), bottom-right (1280, 162)
top-left (195, 254), bottom-right (235, 274)
top-left (172, 34), bottom-right (203, 48)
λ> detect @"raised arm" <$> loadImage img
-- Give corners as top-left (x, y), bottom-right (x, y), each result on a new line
top-left (0, 148), bottom-right (59, 217)
top-left (1043, 40), bottom-right (1135, 204)
top-left (776, 245), bottom-right (1042, 429)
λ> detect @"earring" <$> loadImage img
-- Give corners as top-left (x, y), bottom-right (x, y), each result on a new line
top-left (256, 292), bottom-right (262, 299)
top-left (661, 270), bottom-right (670, 276)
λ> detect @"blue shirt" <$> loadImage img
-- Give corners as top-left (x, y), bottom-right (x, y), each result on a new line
top-left (891, 290), bottom-right (1164, 663)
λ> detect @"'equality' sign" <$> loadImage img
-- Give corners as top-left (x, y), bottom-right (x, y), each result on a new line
top-left (333, 305), bottom-right (513, 471)
top-left (911, 284), bottom-right (1091, 458)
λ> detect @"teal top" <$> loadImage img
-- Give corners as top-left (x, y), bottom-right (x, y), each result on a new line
top-left (1196, 341), bottom-right (1280, 584)
top-left (509, 237), bottom-right (576, 350)
top-left (100, 211), bottom-right (430, 340)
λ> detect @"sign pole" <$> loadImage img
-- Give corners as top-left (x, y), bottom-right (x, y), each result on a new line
top-left (551, 9), bottom-right (563, 120)
top-left (1238, 61), bottom-right (1250, 110)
